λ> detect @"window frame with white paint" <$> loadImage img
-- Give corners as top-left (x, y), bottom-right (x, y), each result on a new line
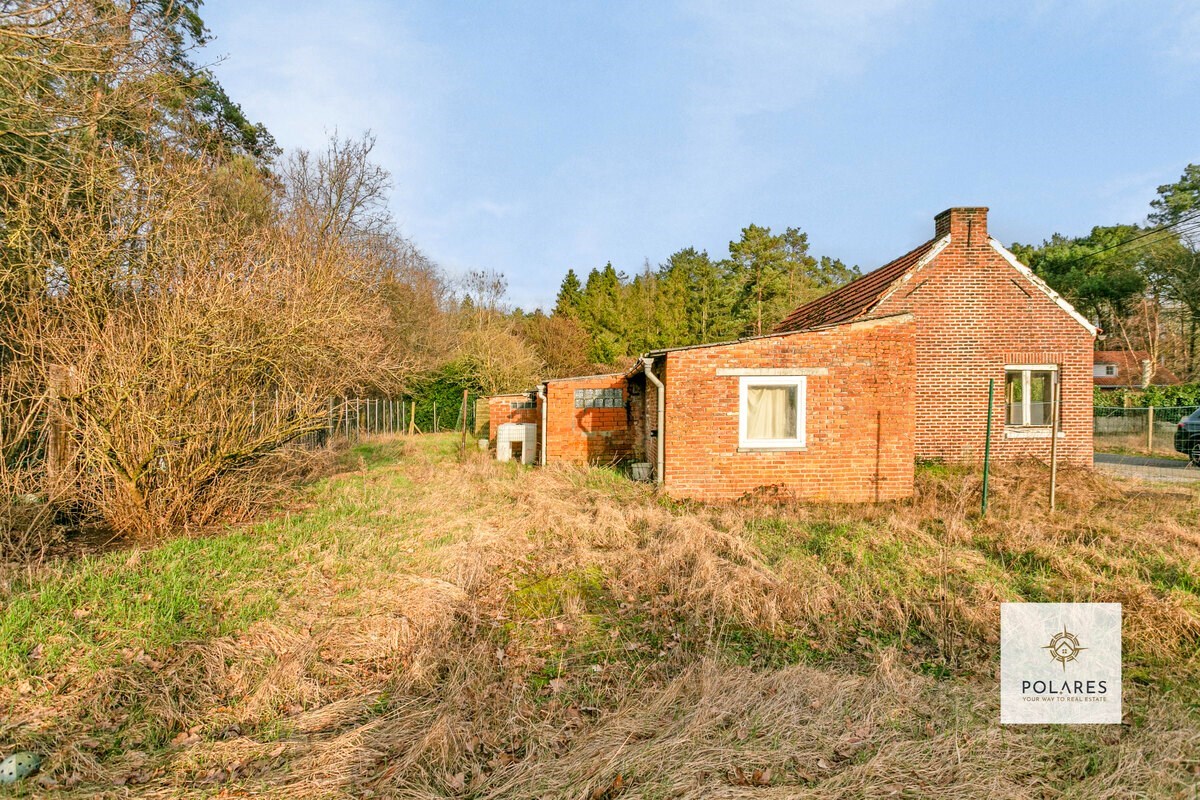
top-left (738, 375), bottom-right (807, 450)
top-left (1004, 364), bottom-right (1062, 438)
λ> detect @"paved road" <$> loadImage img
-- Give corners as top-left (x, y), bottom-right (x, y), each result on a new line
top-left (1094, 453), bottom-right (1200, 483)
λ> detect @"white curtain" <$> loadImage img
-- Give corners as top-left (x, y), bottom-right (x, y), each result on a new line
top-left (747, 385), bottom-right (796, 439)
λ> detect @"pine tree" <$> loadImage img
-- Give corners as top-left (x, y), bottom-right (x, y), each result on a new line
top-left (553, 269), bottom-right (583, 317)
top-left (660, 247), bottom-right (729, 345)
top-left (728, 224), bottom-right (791, 336)
top-left (579, 264), bottom-right (628, 362)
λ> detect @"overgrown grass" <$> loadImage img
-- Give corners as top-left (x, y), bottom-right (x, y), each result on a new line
top-left (1, 433), bottom-right (1198, 798)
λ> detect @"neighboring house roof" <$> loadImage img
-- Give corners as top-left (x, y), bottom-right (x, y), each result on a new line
top-left (1093, 350), bottom-right (1181, 387)
top-left (773, 235), bottom-right (1098, 337)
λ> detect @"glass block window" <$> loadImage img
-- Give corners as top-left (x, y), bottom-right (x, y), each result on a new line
top-left (510, 400), bottom-right (536, 410)
top-left (575, 388), bottom-right (623, 408)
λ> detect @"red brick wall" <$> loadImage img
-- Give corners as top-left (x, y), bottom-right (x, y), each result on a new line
top-left (661, 314), bottom-right (916, 502)
top-left (487, 394), bottom-right (538, 447)
top-left (870, 208), bottom-right (1094, 465)
top-left (543, 374), bottom-right (633, 465)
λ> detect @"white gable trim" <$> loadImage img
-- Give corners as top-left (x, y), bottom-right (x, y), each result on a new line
top-left (988, 239), bottom-right (1099, 336)
top-left (868, 235), bottom-right (952, 314)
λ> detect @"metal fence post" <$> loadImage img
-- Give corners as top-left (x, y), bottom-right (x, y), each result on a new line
top-left (1049, 378), bottom-right (1060, 511)
top-left (982, 378), bottom-right (994, 516)
top-left (1147, 405), bottom-right (1154, 453)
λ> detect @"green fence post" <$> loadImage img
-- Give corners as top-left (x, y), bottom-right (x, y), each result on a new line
top-left (982, 378), bottom-right (994, 516)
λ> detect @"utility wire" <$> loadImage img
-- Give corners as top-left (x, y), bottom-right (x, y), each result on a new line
top-left (1042, 209), bottom-right (1200, 272)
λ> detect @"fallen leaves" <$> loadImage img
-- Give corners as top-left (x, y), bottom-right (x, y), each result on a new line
top-left (729, 766), bottom-right (773, 786)
top-left (591, 772), bottom-right (625, 799)
top-left (169, 726), bottom-right (202, 748)
top-left (119, 647), bottom-right (162, 671)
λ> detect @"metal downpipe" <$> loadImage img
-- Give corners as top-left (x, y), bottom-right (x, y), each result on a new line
top-left (643, 357), bottom-right (665, 486)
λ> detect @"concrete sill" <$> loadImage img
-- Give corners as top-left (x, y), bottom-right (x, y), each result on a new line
top-left (1005, 428), bottom-right (1065, 439)
top-left (737, 446), bottom-right (808, 453)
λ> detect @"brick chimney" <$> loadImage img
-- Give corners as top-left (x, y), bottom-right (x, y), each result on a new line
top-left (934, 207), bottom-right (989, 245)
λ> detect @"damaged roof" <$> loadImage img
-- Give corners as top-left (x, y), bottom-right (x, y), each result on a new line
top-left (774, 238), bottom-right (941, 333)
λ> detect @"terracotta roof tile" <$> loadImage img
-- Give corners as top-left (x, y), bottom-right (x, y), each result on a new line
top-left (774, 238), bottom-right (938, 333)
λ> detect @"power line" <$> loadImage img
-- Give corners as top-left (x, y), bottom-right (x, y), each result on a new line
top-left (1043, 209), bottom-right (1200, 272)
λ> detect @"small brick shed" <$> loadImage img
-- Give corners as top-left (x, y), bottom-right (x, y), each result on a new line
top-left (489, 207), bottom-right (1096, 503)
top-left (485, 393), bottom-right (538, 448)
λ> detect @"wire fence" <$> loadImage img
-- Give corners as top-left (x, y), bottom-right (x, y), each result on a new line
top-left (1093, 405), bottom-right (1197, 458)
top-left (291, 395), bottom-right (480, 448)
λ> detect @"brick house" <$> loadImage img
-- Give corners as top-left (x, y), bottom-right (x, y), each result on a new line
top-left (489, 206), bottom-right (1095, 502)
top-left (776, 207), bottom-right (1096, 465)
top-left (1093, 350), bottom-right (1181, 389)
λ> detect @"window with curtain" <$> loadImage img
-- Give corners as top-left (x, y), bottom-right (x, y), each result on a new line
top-left (1005, 366), bottom-right (1058, 427)
top-left (739, 376), bottom-right (806, 448)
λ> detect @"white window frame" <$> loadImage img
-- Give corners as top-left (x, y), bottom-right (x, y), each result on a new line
top-left (1104, 364), bottom-right (1116, 376)
top-left (738, 375), bottom-right (806, 450)
top-left (1004, 364), bottom-right (1063, 438)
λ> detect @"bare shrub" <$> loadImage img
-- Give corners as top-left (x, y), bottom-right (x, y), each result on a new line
top-left (6, 150), bottom-right (420, 537)
top-left (0, 4), bottom-right (455, 541)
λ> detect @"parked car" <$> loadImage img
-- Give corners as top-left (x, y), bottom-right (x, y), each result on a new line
top-left (1174, 409), bottom-right (1200, 464)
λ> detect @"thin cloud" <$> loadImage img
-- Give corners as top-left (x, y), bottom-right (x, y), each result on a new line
top-left (202, 1), bottom-right (449, 224)
top-left (681, 0), bottom-right (923, 116)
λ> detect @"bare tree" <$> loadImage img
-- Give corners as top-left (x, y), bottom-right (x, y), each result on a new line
top-left (280, 132), bottom-right (392, 244)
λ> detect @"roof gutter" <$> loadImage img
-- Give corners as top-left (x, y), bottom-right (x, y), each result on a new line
top-left (641, 356), bottom-right (665, 486)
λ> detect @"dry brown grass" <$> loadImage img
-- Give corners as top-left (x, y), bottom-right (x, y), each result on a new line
top-left (1, 435), bottom-right (1198, 797)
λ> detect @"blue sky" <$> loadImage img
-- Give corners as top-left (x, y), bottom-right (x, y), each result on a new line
top-left (201, 1), bottom-right (1200, 310)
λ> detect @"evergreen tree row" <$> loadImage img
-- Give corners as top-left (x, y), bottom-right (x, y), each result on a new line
top-left (552, 224), bottom-right (860, 364)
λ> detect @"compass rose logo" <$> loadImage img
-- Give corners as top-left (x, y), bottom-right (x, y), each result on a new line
top-left (1043, 626), bottom-right (1086, 670)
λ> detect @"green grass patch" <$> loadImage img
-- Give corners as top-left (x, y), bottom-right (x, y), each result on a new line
top-left (1143, 556), bottom-right (1200, 597)
top-left (0, 531), bottom-right (286, 679)
top-left (0, 436), bottom-right (429, 688)
top-left (512, 566), bottom-right (610, 619)
top-left (718, 624), bottom-right (825, 669)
